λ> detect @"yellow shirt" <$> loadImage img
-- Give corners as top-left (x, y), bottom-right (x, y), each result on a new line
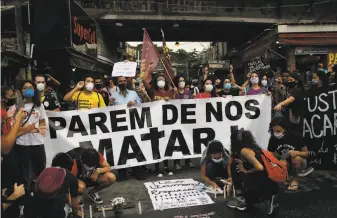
top-left (72, 91), bottom-right (106, 110)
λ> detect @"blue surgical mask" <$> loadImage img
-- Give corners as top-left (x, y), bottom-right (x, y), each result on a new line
top-left (224, 83), bottom-right (231, 89)
top-left (274, 133), bottom-right (284, 139)
top-left (23, 89), bottom-right (35, 98)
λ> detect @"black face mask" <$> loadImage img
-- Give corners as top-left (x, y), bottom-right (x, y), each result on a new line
top-left (215, 84), bottom-right (222, 89)
top-left (6, 98), bottom-right (16, 107)
top-left (287, 82), bottom-right (296, 88)
top-left (95, 84), bottom-right (103, 90)
top-left (118, 83), bottom-right (127, 91)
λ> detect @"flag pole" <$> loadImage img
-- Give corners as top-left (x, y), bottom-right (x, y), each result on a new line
top-left (160, 58), bottom-right (176, 88)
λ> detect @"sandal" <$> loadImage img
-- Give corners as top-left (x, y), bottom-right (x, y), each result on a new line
top-left (287, 182), bottom-right (299, 191)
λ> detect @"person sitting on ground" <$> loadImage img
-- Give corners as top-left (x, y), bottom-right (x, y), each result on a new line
top-left (200, 140), bottom-right (231, 190)
top-left (63, 75), bottom-right (106, 110)
top-left (65, 148), bottom-right (116, 206)
top-left (268, 117), bottom-right (312, 190)
top-left (227, 129), bottom-right (279, 215)
top-left (24, 157), bottom-right (81, 218)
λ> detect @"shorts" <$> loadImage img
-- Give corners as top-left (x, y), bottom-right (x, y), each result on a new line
top-left (79, 177), bottom-right (97, 187)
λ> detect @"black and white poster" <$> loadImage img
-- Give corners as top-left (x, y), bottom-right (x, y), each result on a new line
top-left (303, 86), bottom-right (337, 170)
top-left (45, 96), bottom-right (272, 169)
top-left (144, 179), bottom-right (214, 210)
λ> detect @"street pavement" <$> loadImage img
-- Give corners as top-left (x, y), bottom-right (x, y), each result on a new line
top-left (82, 162), bottom-right (337, 218)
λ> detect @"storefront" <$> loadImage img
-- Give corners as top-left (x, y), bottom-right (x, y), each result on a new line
top-left (239, 24), bottom-right (337, 79)
top-left (31, 0), bottom-right (114, 89)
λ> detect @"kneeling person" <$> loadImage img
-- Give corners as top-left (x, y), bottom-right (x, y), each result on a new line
top-left (67, 148), bottom-right (116, 205)
top-left (200, 140), bottom-right (231, 190)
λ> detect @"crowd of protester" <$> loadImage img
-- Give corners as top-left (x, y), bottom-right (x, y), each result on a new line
top-left (1, 63), bottom-right (336, 217)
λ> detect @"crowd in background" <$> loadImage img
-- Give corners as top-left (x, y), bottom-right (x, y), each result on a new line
top-left (1, 62), bottom-right (336, 217)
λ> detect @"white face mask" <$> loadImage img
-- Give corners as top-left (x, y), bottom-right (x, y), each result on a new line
top-left (179, 82), bottom-right (185, 89)
top-left (274, 133), bottom-right (284, 139)
top-left (212, 157), bottom-right (223, 163)
top-left (157, 80), bottom-right (165, 88)
top-left (261, 80), bottom-right (268, 87)
top-left (205, 84), bottom-right (213, 92)
top-left (36, 83), bottom-right (45, 91)
top-left (85, 82), bottom-right (94, 91)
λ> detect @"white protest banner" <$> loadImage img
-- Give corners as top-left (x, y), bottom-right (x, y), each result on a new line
top-left (45, 95), bottom-right (271, 169)
top-left (112, 61), bottom-right (137, 77)
top-left (144, 179), bottom-right (214, 210)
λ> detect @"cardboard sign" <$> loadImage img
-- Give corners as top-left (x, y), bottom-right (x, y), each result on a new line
top-left (112, 61), bottom-right (137, 77)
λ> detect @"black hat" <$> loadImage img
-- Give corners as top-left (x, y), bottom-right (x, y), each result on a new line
top-left (289, 71), bottom-right (302, 82)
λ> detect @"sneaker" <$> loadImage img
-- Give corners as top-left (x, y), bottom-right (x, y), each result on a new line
top-left (267, 195), bottom-right (279, 215)
top-left (227, 196), bottom-right (246, 211)
top-left (78, 196), bottom-right (84, 207)
top-left (175, 164), bottom-right (182, 170)
top-left (188, 162), bottom-right (194, 168)
top-left (157, 173), bottom-right (163, 178)
top-left (164, 167), bottom-right (173, 176)
top-left (88, 191), bottom-right (103, 204)
top-left (298, 167), bottom-right (314, 177)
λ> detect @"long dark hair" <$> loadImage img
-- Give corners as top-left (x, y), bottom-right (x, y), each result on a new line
top-left (20, 80), bottom-right (41, 107)
top-left (248, 72), bottom-right (262, 87)
top-left (314, 70), bottom-right (329, 87)
top-left (269, 116), bottom-right (301, 138)
top-left (173, 75), bottom-right (185, 88)
top-left (230, 128), bottom-right (261, 158)
top-left (203, 78), bottom-right (217, 97)
top-left (152, 73), bottom-right (170, 91)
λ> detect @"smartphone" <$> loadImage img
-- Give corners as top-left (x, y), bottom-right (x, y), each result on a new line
top-left (135, 81), bottom-right (140, 89)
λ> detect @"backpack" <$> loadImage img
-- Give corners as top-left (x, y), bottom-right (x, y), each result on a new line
top-left (260, 150), bottom-right (288, 183)
top-left (35, 167), bottom-right (66, 198)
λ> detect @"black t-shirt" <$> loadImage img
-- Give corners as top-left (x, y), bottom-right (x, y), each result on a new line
top-left (42, 90), bottom-right (61, 111)
top-left (268, 133), bottom-right (305, 159)
top-left (24, 170), bottom-right (78, 218)
top-left (219, 88), bottom-right (239, 96)
top-left (288, 87), bottom-right (304, 117)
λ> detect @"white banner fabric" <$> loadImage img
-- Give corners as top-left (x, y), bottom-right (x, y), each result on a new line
top-left (45, 95), bottom-right (271, 169)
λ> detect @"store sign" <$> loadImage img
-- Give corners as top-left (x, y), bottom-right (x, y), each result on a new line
top-left (327, 49), bottom-right (337, 72)
top-left (208, 60), bottom-right (230, 69)
top-left (70, 0), bottom-right (97, 58)
top-left (295, 47), bottom-right (327, 55)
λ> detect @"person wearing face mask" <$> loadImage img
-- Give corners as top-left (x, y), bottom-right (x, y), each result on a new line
top-left (200, 140), bottom-right (231, 190)
top-left (170, 76), bottom-right (194, 170)
top-left (214, 79), bottom-right (223, 96)
top-left (196, 79), bottom-right (216, 98)
top-left (272, 74), bottom-right (286, 107)
top-left (268, 117), bottom-right (313, 191)
top-left (261, 75), bottom-right (268, 88)
top-left (311, 71), bottom-right (329, 89)
top-left (65, 148), bottom-right (116, 206)
top-left (151, 74), bottom-right (174, 101)
top-left (93, 77), bottom-right (110, 106)
top-left (220, 78), bottom-right (240, 97)
top-left (14, 80), bottom-right (48, 186)
top-left (274, 71), bottom-right (304, 133)
top-left (35, 75), bottom-right (61, 111)
top-left (243, 72), bottom-right (268, 95)
top-left (110, 76), bottom-right (141, 107)
top-left (63, 75), bottom-right (106, 110)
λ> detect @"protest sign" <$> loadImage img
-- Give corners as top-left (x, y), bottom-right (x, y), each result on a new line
top-left (144, 179), bottom-right (214, 210)
top-left (45, 96), bottom-right (272, 169)
top-left (248, 57), bottom-right (270, 73)
top-left (303, 85), bottom-right (337, 170)
top-left (112, 61), bottom-right (137, 77)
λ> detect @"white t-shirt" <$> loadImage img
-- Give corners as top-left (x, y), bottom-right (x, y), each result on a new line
top-left (16, 103), bottom-right (47, 146)
top-left (103, 86), bottom-right (120, 96)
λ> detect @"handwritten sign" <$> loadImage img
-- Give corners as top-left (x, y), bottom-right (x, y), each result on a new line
top-left (303, 85), bottom-right (337, 170)
top-left (248, 57), bottom-right (270, 73)
top-left (208, 60), bottom-right (230, 69)
top-left (144, 179), bottom-right (214, 210)
top-left (112, 61), bottom-right (137, 77)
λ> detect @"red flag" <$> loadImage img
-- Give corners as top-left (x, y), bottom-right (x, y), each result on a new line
top-left (161, 29), bottom-right (175, 84)
top-left (140, 29), bottom-right (160, 83)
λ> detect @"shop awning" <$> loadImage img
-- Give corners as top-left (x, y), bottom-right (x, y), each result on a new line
top-left (68, 49), bottom-right (97, 71)
top-left (1, 50), bottom-right (30, 67)
top-left (279, 33), bottom-right (337, 45)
